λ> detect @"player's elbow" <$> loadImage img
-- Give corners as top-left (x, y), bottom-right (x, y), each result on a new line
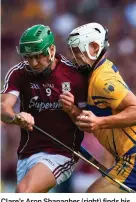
top-left (1, 102), bottom-right (14, 123)
top-left (1, 101), bottom-right (7, 110)
top-left (125, 105), bottom-right (136, 126)
top-left (16, 183), bottom-right (27, 193)
top-left (1, 102), bottom-right (7, 119)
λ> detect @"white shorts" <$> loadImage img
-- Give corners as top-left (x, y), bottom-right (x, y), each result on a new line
top-left (17, 152), bottom-right (75, 185)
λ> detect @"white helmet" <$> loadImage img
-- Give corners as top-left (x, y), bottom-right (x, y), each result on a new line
top-left (68, 22), bottom-right (109, 60)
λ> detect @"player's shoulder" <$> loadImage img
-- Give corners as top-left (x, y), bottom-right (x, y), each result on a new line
top-left (58, 54), bottom-right (77, 69)
top-left (104, 59), bottom-right (119, 73)
top-left (100, 59), bottom-right (119, 75)
top-left (5, 61), bottom-right (26, 79)
top-left (95, 59), bottom-right (119, 81)
top-left (91, 59), bottom-right (117, 90)
top-left (58, 54), bottom-right (86, 78)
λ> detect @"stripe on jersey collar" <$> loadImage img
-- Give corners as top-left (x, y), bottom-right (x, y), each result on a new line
top-left (94, 58), bottom-right (106, 70)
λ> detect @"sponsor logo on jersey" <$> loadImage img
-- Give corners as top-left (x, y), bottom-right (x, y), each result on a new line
top-left (62, 82), bottom-right (71, 93)
top-left (29, 96), bottom-right (62, 112)
top-left (30, 83), bottom-right (40, 89)
top-left (43, 84), bottom-right (54, 89)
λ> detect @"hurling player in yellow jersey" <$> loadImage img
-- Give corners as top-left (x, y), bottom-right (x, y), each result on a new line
top-left (60, 23), bottom-right (136, 192)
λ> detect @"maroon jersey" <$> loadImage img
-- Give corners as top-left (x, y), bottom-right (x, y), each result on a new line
top-left (2, 54), bottom-right (88, 160)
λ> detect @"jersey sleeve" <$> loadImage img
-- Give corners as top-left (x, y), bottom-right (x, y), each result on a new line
top-left (93, 72), bottom-right (130, 110)
top-left (74, 75), bottom-right (88, 109)
top-left (1, 63), bottom-right (22, 96)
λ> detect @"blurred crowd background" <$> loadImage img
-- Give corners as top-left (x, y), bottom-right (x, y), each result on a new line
top-left (1, 0), bottom-right (136, 192)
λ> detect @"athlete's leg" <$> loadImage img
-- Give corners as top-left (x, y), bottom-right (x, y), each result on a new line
top-left (16, 152), bottom-right (75, 193)
top-left (16, 162), bottom-right (56, 193)
top-left (87, 149), bottom-right (136, 193)
top-left (86, 176), bottom-right (126, 193)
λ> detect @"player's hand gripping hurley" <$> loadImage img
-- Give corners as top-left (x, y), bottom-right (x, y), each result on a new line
top-left (16, 115), bottom-right (135, 193)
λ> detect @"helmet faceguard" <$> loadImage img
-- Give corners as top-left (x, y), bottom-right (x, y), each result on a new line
top-left (68, 23), bottom-right (109, 73)
top-left (17, 24), bottom-right (56, 76)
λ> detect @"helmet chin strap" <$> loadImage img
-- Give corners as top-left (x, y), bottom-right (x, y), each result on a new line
top-left (41, 46), bottom-right (56, 76)
top-left (70, 43), bottom-right (108, 75)
top-left (78, 46), bottom-right (107, 75)
top-left (83, 38), bottom-right (109, 72)
top-left (89, 45), bottom-right (107, 71)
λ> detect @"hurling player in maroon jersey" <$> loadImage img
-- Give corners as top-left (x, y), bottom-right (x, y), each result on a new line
top-left (1, 25), bottom-right (88, 193)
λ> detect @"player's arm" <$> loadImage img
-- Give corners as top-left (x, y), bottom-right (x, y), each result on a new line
top-left (59, 92), bottom-right (82, 123)
top-left (1, 64), bottom-right (35, 130)
top-left (60, 74), bottom-right (87, 123)
top-left (1, 93), bottom-right (18, 123)
top-left (76, 76), bottom-right (136, 132)
top-left (1, 93), bottom-right (34, 130)
top-left (98, 91), bottom-right (136, 129)
top-left (68, 105), bottom-right (82, 123)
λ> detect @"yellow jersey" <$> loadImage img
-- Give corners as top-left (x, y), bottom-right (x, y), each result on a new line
top-left (87, 58), bottom-right (136, 158)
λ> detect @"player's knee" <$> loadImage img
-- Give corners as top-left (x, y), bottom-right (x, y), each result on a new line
top-left (16, 182), bottom-right (51, 193)
top-left (16, 183), bottom-right (27, 193)
top-left (16, 184), bottom-right (34, 193)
